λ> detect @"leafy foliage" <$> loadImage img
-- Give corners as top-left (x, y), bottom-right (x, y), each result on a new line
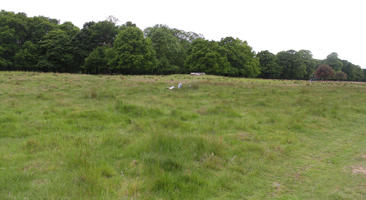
top-left (37, 29), bottom-right (75, 72)
top-left (257, 50), bottom-right (282, 79)
top-left (334, 71), bottom-right (347, 80)
top-left (26, 16), bottom-right (58, 43)
top-left (315, 64), bottom-right (335, 80)
top-left (111, 26), bottom-right (157, 74)
top-left (144, 25), bottom-right (184, 74)
top-left (326, 52), bottom-right (343, 71)
top-left (0, 26), bottom-right (16, 69)
top-left (219, 37), bottom-right (260, 77)
top-left (185, 39), bottom-right (231, 75)
top-left (83, 47), bottom-right (111, 74)
top-left (14, 41), bottom-right (39, 70)
top-left (296, 50), bottom-right (319, 79)
top-left (341, 60), bottom-right (363, 81)
top-left (72, 21), bottom-right (118, 68)
top-left (276, 50), bottom-right (307, 80)
top-left (0, 10), bottom-right (364, 81)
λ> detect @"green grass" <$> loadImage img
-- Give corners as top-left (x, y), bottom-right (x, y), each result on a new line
top-left (1, 72), bottom-right (366, 199)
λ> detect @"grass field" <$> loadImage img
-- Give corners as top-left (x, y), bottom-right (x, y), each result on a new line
top-left (1, 72), bottom-right (366, 199)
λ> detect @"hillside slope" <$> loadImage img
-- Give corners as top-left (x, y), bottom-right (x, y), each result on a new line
top-left (0, 72), bottom-right (366, 199)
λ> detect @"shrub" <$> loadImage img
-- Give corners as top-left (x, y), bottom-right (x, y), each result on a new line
top-left (314, 64), bottom-right (334, 80)
top-left (334, 71), bottom-right (347, 81)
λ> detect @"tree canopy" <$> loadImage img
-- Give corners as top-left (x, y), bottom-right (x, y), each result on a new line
top-left (144, 25), bottom-right (185, 74)
top-left (276, 50), bottom-right (307, 80)
top-left (257, 50), bottom-right (281, 79)
top-left (219, 37), bottom-right (259, 77)
top-left (185, 39), bottom-right (231, 75)
top-left (110, 25), bottom-right (156, 74)
top-left (0, 10), bottom-right (364, 81)
top-left (315, 64), bottom-right (335, 80)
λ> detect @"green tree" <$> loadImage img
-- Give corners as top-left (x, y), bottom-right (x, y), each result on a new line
top-left (0, 46), bottom-right (12, 70)
top-left (59, 22), bottom-right (79, 37)
top-left (37, 29), bottom-right (74, 72)
top-left (73, 21), bottom-right (118, 68)
top-left (296, 50), bottom-right (318, 79)
top-left (219, 37), bottom-right (260, 77)
top-left (171, 29), bottom-right (203, 73)
top-left (82, 47), bottom-right (112, 74)
top-left (185, 39), bottom-right (230, 75)
top-left (0, 11), bottom-right (60, 71)
top-left (0, 11), bottom-right (29, 69)
top-left (172, 29), bottom-right (203, 42)
top-left (0, 11), bottom-right (28, 47)
top-left (111, 25), bottom-right (157, 74)
top-left (326, 52), bottom-right (343, 71)
top-left (144, 25), bottom-right (185, 74)
top-left (0, 26), bottom-right (16, 69)
top-left (121, 21), bottom-right (136, 29)
top-left (276, 50), bottom-right (307, 79)
top-left (26, 16), bottom-right (58, 43)
top-left (14, 41), bottom-right (38, 70)
top-left (257, 50), bottom-right (282, 79)
top-left (341, 60), bottom-right (363, 81)
top-left (91, 21), bottom-right (118, 47)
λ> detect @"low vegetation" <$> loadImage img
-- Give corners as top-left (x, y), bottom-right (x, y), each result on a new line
top-left (1, 72), bottom-right (366, 199)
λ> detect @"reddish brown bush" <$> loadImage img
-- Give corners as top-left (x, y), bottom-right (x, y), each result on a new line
top-left (314, 64), bottom-right (335, 80)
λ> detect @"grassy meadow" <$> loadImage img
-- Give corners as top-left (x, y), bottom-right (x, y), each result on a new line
top-left (1, 72), bottom-right (366, 199)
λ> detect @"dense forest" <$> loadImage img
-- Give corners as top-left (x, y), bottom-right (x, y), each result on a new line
top-left (1, 10), bottom-right (365, 81)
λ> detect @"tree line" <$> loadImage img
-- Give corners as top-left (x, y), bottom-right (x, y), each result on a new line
top-left (1, 10), bottom-right (365, 81)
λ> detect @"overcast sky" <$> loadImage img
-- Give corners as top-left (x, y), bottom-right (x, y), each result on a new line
top-left (3, 0), bottom-right (366, 68)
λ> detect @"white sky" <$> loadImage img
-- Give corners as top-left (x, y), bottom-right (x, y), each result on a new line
top-left (2, 0), bottom-right (366, 68)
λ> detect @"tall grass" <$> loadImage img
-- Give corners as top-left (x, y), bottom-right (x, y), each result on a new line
top-left (0, 72), bottom-right (366, 199)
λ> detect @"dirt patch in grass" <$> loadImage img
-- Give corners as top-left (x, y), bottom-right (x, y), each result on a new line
top-left (272, 182), bottom-right (283, 191)
top-left (352, 166), bottom-right (366, 175)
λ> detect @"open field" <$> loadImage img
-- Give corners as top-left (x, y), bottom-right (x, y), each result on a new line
top-left (1, 72), bottom-right (366, 199)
